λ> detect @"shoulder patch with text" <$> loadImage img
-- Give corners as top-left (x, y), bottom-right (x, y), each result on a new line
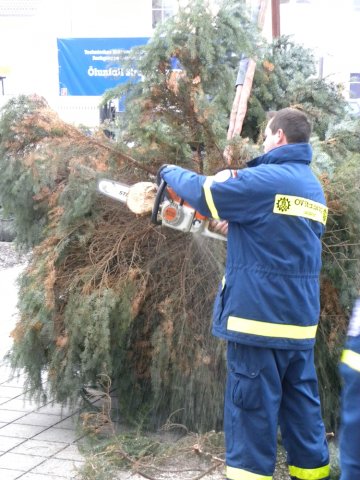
top-left (273, 194), bottom-right (328, 225)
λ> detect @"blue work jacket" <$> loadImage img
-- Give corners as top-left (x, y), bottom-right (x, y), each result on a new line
top-left (160, 143), bottom-right (328, 349)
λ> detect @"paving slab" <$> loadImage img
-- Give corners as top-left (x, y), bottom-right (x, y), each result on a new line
top-left (0, 410), bottom-right (27, 423)
top-left (0, 396), bottom-right (21, 404)
top-left (54, 444), bottom-right (85, 462)
top-left (0, 452), bottom-right (46, 471)
top-left (1, 376), bottom-right (26, 388)
top-left (31, 457), bottom-right (84, 476)
top-left (0, 367), bottom-right (15, 383)
top-left (0, 423), bottom-right (46, 439)
top-left (14, 413), bottom-right (65, 428)
top-left (33, 427), bottom-right (83, 444)
top-left (0, 386), bottom-right (24, 398)
top-left (19, 473), bottom-right (72, 480)
top-left (0, 398), bottom-right (43, 413)
top-left (11, 439), bottom-right (68, 458)
top-left (35, 404), bottom-right (77, 417)
top-left (0, 468), bottom-right (25, 479)
top-left (54, 417), bottom-right (78, 430)
top-left (0, 397), bottom-right (18, 405)
top-left (0, 435), bottom-right (26, 451)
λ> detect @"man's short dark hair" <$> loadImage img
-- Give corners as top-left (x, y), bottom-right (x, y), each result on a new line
top-left (267, 108), bottom-right (311, 144)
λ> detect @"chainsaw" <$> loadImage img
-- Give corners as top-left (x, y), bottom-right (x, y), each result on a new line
top-left (97, 178), bottom-right (226, 241)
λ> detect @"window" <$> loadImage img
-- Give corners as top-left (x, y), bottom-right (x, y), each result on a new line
top-left (354, 0), bottom-right (360, 11)
top-left (350, 73), bottom-right (360, 99)
top-left (152, 0), bottom-right (175, 29)
top-left (0, 0), bottom-right (40, 16)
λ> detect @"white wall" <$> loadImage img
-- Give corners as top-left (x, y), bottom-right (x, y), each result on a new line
top-left (280, 0), bottom-right (360, 96)
top-left (1, 0), bottom-right (358, 126)
top-left (0, 0), bottom-right (153, 125)
top-left (0, 14), bottom-right (58, 98)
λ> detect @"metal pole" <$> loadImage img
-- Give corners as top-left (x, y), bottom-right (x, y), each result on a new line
top-left (318, 57), bottom-right (324, 80)
top-left (271, 0), bottom-right (280, 38)
top-left (224, 0), bottom-right (270, 165)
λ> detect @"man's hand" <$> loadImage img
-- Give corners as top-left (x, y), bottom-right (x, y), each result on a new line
top-left (209, 219), bottom-right (228, 236)
top-left (156, 164), bottom-right (169, 185)
top-left (156, 164), bottom-right (176, 185)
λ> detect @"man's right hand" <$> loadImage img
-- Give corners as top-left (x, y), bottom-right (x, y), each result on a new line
top-left (156, 164), bottom-right (169, 185)
top-left (156, 164), bottom-right (177, 185)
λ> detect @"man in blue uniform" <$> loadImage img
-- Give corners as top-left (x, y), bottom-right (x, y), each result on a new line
top-left (158, 108), bottom-right (330, 479)
top-left (339, 296), bottom-right (360, 480)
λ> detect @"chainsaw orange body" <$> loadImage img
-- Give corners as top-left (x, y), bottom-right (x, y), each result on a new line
top-left (152, 181), bottom-right (226, 241)
top-left (97, 178), bottom-right (226, 241)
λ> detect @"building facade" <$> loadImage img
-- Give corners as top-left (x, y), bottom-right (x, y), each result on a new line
top-left (0, 0), bottom-right (179, 125)
top-left (280, 0), bottom-right (360, 101)
top-left (0, 0), bottom-right (359, 126)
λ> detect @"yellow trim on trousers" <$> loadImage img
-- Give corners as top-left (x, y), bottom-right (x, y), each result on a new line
top-left (226, 465), bottom-right (272, 480)
top-left (288, 463), bottom-right (330, 479)
top-left (227, 316), bottom-right (317, 339)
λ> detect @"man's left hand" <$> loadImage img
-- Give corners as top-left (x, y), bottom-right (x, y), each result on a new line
top-left (209, 219), bottom-right (228, 236)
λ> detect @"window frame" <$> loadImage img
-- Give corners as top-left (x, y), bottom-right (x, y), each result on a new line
top-left (350, 73), bottom-right (360, 99)
top-left (152, 0), bottom-right (176, 29)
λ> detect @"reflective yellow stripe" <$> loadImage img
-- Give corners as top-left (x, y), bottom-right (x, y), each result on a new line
top-left (341, 349), bottom-right (360, 372)
top-left (226, 466), bottom-right (272, 480)
top-left (227, 316), bottom-right (317, 339)
top-left (273, 194), bottom-right (328, 225)
top-left (288, 463), bottom-right (330, 479)
top-left (203, 177), bottom-right (220, 220)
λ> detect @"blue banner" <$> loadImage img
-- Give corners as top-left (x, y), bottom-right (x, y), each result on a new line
top-left (57, 38), bottom-right (149, 96)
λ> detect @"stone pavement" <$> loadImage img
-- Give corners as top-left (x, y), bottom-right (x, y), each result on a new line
top-left (0, 261), bottom-right (86, 479)
top-left (0, 364), bottom-right (86, 479)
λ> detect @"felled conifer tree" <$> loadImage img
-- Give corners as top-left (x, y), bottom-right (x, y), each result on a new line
top-left (0, 0), bottom-right (359, 435)
top-left (103, 0), bottom-right (262, 172)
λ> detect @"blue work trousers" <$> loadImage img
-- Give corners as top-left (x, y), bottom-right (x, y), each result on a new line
top-left (224, 342), bottom-right (330, 479)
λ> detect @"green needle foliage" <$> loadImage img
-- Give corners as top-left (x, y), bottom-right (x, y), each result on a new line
top-left (0, 0), bottom-right (359, 438)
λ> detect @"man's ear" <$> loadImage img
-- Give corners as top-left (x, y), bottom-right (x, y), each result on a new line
top-left (277, 128), bottom-right (287, 146)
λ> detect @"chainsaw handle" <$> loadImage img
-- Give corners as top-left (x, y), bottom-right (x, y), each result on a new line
top-left (151, 179), bottom-right (167, 225)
